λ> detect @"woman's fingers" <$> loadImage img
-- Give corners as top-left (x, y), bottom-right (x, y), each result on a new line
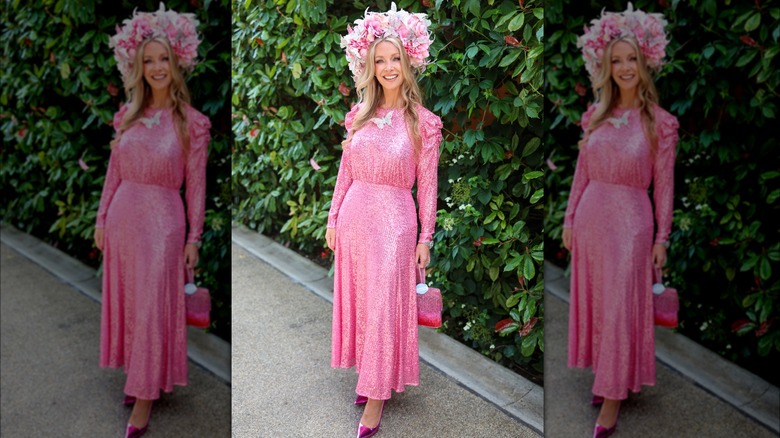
top-left (416, 244), bottom-right (430, 269)
top-left (325, 228), bottom-right (336, 251)
top-left (94, 229), bottom-right (104, 251)
top-left (562, 228), bottom-right (572, 251)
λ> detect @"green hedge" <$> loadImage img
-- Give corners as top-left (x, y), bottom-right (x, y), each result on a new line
top-left (232, 0), bottom-right (545, 378)
top-left (545, 0), bottom-right (780, 384)
top-left (0, 0), bottom-right (233, 342)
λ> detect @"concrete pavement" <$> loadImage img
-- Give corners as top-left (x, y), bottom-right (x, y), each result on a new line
top-left (0, 239), bottom-right (231, 437)
top-left (544, 262), bottom-right (780, 437)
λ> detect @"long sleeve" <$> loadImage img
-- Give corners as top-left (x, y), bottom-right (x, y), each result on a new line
top-left (416, 109), bottom-right (443, 244)
top-left (563, 104), bottom-right (597, 229)
top-left (327, 104), bottom-right (360, 229)
top-left (96, 148), bottom-right (121, 229)
top-left (652, 110), bottom-right (679, 244)
top-left (95, 105), bottom-right (129, 228)
top-left (185, 110), bottom-right (211, 244)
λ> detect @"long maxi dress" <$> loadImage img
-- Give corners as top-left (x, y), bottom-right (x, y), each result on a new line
top-left (564, 103), bottom-right (678, 400)
top-left (328, 104), bottom-right (443, 400)
top-left (96, 104), bottom-right (210, 400)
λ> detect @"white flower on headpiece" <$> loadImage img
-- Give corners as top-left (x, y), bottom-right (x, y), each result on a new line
top-left (341, 2), bottom-right (433, 79)
top-left (109, 2), bottom-right (201, 81)
top-left (577, 2), bottom-right (669, 79)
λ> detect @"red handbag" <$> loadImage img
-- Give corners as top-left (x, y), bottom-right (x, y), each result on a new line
top-left (185, 268), bottom-right (211, 328)
top-left (416, 268), bottom-right (442, 328)
top-left (652, 268), bottom-right (679, 328)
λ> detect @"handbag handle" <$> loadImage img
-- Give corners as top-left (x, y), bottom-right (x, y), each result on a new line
top-left (416, 267), bottom-right (429, 294)
top-left (185, 268), bottom-right (197, 295)
top-left (186, 267), bottom-right (196, 283)
top-left (652, 267), bottom-right (665, 295)
top-left (417, 267), bottom-right (428, 284)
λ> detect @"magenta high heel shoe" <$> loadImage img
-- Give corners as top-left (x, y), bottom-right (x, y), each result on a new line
top-left (593, 422), bottom-right (616, 438)
top-left (355, 394), bottom-right (368, 405)
top-left (592, 402), bottom-right (620, 438)
top-left (125, 400), bottom-right (153, 438)
top-left (357, 400), bottom-right (385, 438)
top-left (125, 423), bottom-right (149, 438)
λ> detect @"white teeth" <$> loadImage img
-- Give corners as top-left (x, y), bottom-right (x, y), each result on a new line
top-left (384, 75), bottom-right (398, 80)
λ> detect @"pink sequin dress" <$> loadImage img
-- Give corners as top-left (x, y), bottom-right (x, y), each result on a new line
top-left (564, 103), bottom-right (678, 400)
top-left (328, 104), bottom-right (442, 400)
top-left (95, 104), bottom-right (210, 400)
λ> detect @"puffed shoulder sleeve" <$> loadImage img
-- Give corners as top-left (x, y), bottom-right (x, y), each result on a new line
top-left (580, 103), bottom-right (598, 133)
top-left (657, 109), bottom-right (679, 151)
top-left (420, 108), bottom-right (444, 149)
top-left (113, 104), bottom-right (129, 132)
top-left (188, 109), bottom-right (212, 152)
top-left (416, 108), bottom-right (442, 244)
top-left (344, 103), bottom-right (360, 134)
top-left (185, 108), bottom-right (211, 244)
top-left (653, 108), bottom-right (678, 244)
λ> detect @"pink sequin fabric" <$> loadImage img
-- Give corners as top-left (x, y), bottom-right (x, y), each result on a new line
top-left (328, 104), bottom-right (442, 400)
top-left (96, 104), bottom-right (210, 400)
top-left (565, 103), bottom-right (678, 400)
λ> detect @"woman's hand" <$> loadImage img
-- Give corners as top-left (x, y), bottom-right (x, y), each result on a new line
top-left (184, 243), bottom-right (199, 269)
top-left (325, 228), bottom-right (336, 251)
top-left (562, 228), bottom-right (572, 251)
top-left (652, 243), bottom-right (667, 268)
top-left (416, 243), bottom-right (430, 269)
top-left (94, 228), bottom-right (104, 251)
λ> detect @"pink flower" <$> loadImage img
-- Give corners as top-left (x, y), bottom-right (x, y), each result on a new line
top-left (78, 158), bottom-right (90, 171)
top-left (309, 158), bottom-right (321, 171)
top-left (342, 3), bottom-right (432, 78)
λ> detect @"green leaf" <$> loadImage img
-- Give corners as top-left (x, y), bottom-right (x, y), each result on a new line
top-left (523, 170), bottom-right (544, 180)
top-left (759, 257), bottom-right (772, 280)
top-left (508, 13), bottom-right (525, 32)
top-left (522, 256), bottom-right (535, 280)
top-left (745, 12), bottom-right (761, 32)
top-left (529, 188), bottom-right (543, 204)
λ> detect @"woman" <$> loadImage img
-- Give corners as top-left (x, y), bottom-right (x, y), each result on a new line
top-left (562, 5), bottom-right (678, 437)
top-left (94, 5), bottom-right (209, 437)
top-left (325, 3), bottom-right (442, 437)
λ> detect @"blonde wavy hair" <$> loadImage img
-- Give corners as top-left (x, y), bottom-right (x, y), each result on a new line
top-left (585, 37), bottom-right (660, 156)
top-left (346, 37), bottom-right (424, 154)
top-left (116, 37), bottom-right (191, 155)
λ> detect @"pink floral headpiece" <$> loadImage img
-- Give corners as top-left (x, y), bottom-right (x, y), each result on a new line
top-left (109, 2), bottom-right (201, 81)
top-left (341, 2), bottom-right (433, 79)
top-left (577, 2), bottom-right (669, 78)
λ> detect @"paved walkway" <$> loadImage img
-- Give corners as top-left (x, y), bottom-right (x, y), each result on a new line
top-left (544, 263), bottom-right (780, 437)
top-left (0, 242), bottom-right (231, 437)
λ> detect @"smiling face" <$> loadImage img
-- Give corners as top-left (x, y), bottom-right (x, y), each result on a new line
top-left (610, 40), bottom-right (640, 95)
top-left (142, 40), bottom-right (172, 94)
top-left (373, 40), bottom-right (404, 94)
